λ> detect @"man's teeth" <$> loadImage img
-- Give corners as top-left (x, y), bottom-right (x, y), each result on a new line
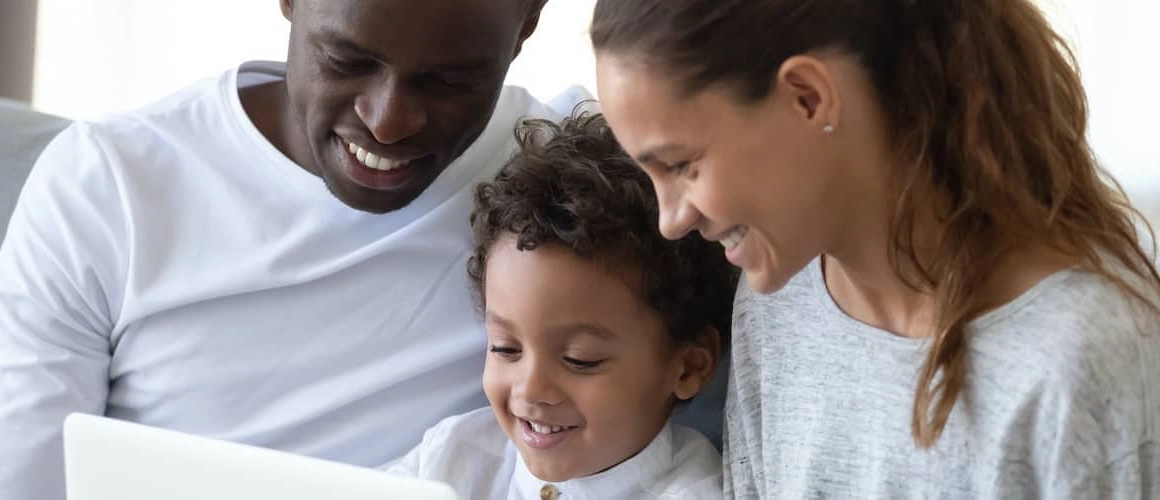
top-left (720, 227), bottom-right (748, 250)
top-left (528, 421), bottom-right (569, 434)
top-left (347, 142), bottom-right (409, 171)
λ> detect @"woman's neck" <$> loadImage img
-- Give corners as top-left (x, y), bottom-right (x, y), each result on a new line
top-left (822, 188), bottom-right (1076, 339)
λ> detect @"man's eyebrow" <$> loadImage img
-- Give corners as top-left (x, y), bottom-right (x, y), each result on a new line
top-left (318, 29), bottom-right (380, 59)
top-left (317, 28), bottom-right (498, 73)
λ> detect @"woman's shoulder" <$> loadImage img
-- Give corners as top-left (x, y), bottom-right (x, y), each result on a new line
top-left (971, 267), bottom-right (1160, 448)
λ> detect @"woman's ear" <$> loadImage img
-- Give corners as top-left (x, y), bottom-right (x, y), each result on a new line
top-left (673, 327), bottom-right (721, 401)
top-left (776, 54), bottom-right (842, 133)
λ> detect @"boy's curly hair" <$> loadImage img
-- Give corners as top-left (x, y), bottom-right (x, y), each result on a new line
top-left (467, 111), bottom-right (738, 345)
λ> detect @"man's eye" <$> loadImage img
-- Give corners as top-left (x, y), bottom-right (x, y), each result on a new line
top-left (324, 53), bottom-right (372, 74)
top-left (417, 73), bottom-right (482, 94)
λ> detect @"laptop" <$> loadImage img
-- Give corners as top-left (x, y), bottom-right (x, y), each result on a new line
top-left (63, 413), bottom-right (458, 500)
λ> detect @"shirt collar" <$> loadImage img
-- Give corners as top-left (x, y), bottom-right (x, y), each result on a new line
top-left (511, 422), bottom-right (675, 499)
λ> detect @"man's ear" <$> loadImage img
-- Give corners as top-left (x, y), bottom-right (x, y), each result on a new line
top-left (776, 54), bottom-right (842, 133)
top-left (512, 1), bottom-right (546, 59)
top-left (673, 327), bottom-right (721, 401)
top-left (280, 0), bottom-right (294, 22)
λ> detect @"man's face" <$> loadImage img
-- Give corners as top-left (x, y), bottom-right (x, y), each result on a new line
top-left (282, 0), bottom-right (540, 213)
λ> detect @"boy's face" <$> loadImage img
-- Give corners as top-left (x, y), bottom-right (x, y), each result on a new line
top-left (280, 0), bottom-right (540, 213)
top-left (481, 237), bottom-right (711, 482)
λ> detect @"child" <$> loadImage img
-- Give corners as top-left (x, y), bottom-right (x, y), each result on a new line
top-left (386, 111), bottom-right (738, 499)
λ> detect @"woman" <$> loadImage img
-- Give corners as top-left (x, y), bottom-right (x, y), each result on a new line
top-left (590, 0), bottom-right (1160, 497)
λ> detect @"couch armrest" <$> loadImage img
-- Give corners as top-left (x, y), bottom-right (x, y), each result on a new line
top-left (0, 99), bottom-right (70, 242)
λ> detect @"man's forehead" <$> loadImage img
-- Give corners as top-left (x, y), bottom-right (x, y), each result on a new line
top-left (298, 0), bottom-right (530, 64)
top-left (296, 0), bottom-right (528, 23)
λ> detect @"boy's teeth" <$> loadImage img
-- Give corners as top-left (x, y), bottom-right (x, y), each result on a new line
top-left (347, 142), bottom-right (410, 171)
top-left (528, 421), bottom-right (566, 434)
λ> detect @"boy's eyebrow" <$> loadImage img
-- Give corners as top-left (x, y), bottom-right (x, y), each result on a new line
top-left (548, 322), bottom-right (618, 341)
top-left (485, 311), bottom-right (516, 330)
top-left (485, 312), bottom-right (618, 341)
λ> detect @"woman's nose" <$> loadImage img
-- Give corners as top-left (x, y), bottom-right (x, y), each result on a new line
top-left (656, 184), bottom-right (699, 240)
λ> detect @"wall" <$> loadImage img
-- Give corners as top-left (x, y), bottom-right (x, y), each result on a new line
top-left (30, 0), bottom-right (1157, 222)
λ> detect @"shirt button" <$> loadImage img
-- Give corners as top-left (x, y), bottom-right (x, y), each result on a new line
top-left (539, 484), bottom-right (560, 500)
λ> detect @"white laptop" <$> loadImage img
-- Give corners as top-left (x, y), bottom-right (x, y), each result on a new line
top-left (63, 413), bottom-right (457, 500)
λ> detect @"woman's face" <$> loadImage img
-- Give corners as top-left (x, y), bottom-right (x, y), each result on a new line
top-left (595, 54), bottom-right (850, 293)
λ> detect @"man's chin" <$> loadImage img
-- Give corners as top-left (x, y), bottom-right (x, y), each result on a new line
top-left (323, 177), bottom-right (424, 214)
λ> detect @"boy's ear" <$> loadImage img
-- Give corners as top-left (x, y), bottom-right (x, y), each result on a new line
top-left (673, 327), bottom-right (721, 401)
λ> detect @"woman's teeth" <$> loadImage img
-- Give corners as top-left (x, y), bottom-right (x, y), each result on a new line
top-left (347, 142), bottom-right (410, 171)
top-left (720, 226), bottom-right (748, 250)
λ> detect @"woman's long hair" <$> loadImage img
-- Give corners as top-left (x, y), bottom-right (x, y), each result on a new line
top-left (592, 0), bottom-right (1160, 447)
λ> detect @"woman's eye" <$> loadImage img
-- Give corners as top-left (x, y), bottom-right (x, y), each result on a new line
top-left (668, 161), bottom-right (691, 175)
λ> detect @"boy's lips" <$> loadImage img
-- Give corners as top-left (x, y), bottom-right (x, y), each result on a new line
top-left (519, 418), bottom-right (579, 450)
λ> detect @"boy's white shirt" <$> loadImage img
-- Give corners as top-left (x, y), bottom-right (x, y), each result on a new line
top-left (386, 407), bottom-right (724, 499)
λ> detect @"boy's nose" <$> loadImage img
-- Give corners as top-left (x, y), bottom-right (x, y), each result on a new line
top-left (513, 363), bottom-right (565, 406)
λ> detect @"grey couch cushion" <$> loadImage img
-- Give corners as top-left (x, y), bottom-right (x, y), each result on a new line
top-left (0, 99), bottom-right (70, 242)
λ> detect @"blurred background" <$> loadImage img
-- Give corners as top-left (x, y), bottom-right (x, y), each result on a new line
top-left (0, 0), bottom-right (1155, 221)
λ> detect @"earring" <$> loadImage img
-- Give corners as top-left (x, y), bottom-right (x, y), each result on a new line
top-left (823, 124), bottom-right (835, 134)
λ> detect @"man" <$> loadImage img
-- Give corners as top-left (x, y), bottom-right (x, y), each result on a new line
top-left (0, 1), bottom-right (567, 498)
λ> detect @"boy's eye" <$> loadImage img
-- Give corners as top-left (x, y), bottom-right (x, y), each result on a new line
top-left (563, 357), bottom-right (605, 370)
top-left (489, 345), bottom-right (520, 359)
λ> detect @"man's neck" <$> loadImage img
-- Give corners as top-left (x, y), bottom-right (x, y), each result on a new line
top-left (238, 80), bottom-right (317, 175)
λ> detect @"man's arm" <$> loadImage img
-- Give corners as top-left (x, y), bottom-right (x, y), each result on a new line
top-left (0, 123), bottom-right (128, 500)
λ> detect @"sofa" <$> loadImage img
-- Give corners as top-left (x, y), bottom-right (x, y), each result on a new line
top-left (0, 98), bottom-right (70, 242)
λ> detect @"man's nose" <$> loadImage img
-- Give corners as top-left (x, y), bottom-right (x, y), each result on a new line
top-left (354, 77), bottom-right (428, 145)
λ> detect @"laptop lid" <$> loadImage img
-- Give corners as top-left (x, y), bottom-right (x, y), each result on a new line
top-left (63, 413), bottom-right (457, 500)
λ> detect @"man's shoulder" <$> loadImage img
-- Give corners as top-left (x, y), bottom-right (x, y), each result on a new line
top-left (82, 67), bottom-right (237, 147)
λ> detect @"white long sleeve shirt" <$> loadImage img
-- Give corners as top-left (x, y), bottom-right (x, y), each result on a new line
top-left (0, 61), bottom-right (571, 500)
